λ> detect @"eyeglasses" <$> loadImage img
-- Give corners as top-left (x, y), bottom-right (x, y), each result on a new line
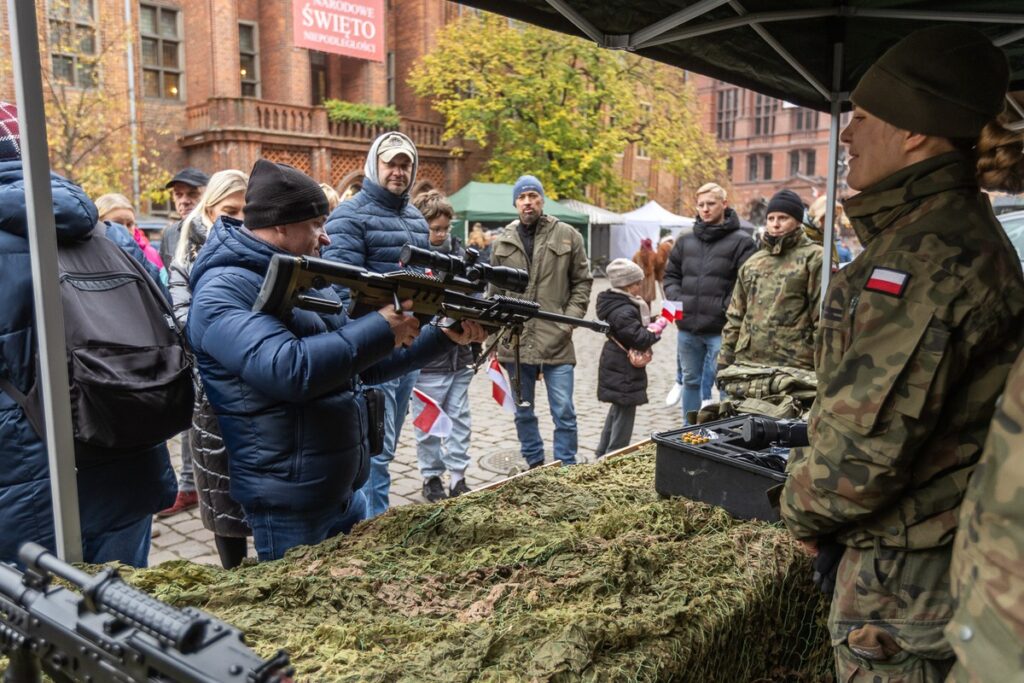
top-left (428, 226), bottom-right (450, 233)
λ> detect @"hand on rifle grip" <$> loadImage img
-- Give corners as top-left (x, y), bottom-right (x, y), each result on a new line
top-left (379, 299), bottom-right (420, 347)
top-left (441, 319), bottom-right (488, 345)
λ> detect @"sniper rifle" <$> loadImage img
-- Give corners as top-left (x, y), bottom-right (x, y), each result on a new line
top-left (252, 246), bottom-right (609, 406)
top-left (0, 542), bottom-right (294, 683)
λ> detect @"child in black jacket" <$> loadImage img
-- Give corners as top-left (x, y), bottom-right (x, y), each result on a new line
top-left (594, 259), bottom-right (666, 456)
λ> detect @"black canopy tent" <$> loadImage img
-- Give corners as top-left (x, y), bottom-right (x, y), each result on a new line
top-left (448, 0), bottom-right (1024, 301)
top-left (443, 1), bottom-right (1024, 112)
top-left (7, 0), bottom-right (1024, 560)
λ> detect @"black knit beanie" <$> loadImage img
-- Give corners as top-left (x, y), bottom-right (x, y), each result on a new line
top-left (766, 189), bottom-right (805, 223)
top-left (851, 26), bottom-right (1008, 138)
top-left (244, 159), bottom-right (329, 229)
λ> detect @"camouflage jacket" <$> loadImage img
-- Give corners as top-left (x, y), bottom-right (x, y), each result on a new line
top-left (780, 152), bottom-right (1024, 549)
top-left (720, 229), bottom-right (823, 370)
top-left (946, 348), bottom-right (1024, 682)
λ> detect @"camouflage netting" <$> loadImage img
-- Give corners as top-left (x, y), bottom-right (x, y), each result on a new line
top-left (118, 445), bottom-right (831, 681)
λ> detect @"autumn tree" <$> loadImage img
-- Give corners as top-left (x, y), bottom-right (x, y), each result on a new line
top-left (39, 0), bottom-right (169, 202)
top-left (409, 12), bottom-right (725, 209)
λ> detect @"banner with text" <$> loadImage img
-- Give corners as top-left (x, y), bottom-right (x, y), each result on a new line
top-left (293, 0), bottom-right (384, 62)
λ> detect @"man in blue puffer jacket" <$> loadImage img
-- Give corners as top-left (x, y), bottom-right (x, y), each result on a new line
top-left (187, 160), bottom-right (485, 561)
top-left (323, 131), bottom-right (430, 518)
top-left (0, 102), bottom-right (176, 566)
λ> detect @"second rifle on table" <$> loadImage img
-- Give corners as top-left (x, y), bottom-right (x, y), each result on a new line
top-left (252, 244), bottom-right (608, 406)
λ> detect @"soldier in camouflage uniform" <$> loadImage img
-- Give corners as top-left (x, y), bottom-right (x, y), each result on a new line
top-left (779, 26), bottom-right (1024, 682)
top-left (720, 188), bottom-right (823, 372)
top-left (945, 348), bottom-right (1024, 682)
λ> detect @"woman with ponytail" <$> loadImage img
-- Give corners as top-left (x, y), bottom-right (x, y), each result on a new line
top-left (165, 169), bottom-right (252, 569)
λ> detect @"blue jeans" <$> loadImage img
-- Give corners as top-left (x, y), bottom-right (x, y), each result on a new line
top-left (503, 363), bottom-right (577, 466)
top-left (82, 515), bottom-right (152, 568)
top-left (248, 489), bottom-right (367, 561)
top-left (362, 370), bottom-right (419, 519)
top-left (677, 330), bottom-right (721, 425)
top-left (413, 368), bottom-right (473, 479)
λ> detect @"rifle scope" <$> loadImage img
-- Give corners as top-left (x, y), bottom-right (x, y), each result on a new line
top-left (399, 244), bottom-right (529, 293)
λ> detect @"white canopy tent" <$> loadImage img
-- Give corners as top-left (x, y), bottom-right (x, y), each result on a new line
top-left (560, 198), bottom-right (626, 266)
top-left (615, 200), bottom-right (694, 260)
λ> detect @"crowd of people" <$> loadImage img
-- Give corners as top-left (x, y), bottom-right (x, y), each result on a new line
top-left (1, 23), bottom-right (1023, 682)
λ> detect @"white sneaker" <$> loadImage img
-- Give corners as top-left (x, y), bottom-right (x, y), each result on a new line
top-left (700, 399), bottom-right (715, 408)
top-left (665, 382), bottom-right (683, 407)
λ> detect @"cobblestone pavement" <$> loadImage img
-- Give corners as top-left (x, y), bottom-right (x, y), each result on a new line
top-left (149, 279), bottom-right (689, 566)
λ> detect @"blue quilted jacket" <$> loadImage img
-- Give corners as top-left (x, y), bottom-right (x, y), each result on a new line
top-left (0, 160), bottom-right (176, 564)
top-left (323, 178), bottom-right (429, 305)
top-left (187, 217), bottom-right (453, 513)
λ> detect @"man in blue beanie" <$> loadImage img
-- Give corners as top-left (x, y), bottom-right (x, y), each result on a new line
top-left (487, 174), bottom-right (593, 469)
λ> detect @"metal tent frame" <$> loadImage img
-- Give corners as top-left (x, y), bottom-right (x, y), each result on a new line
top-left (6, 0), bottom-right (1024, 561)
top-left (456, 0), bottom-right (1024, 301)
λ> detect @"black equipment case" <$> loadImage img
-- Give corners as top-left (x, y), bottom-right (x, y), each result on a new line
top-left (652, 416), bottom-right (797, 522)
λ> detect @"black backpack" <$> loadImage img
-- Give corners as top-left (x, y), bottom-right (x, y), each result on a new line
top-left (0, 223), bottom-right (194, 450)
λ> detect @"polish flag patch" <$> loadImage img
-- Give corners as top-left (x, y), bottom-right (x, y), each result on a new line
top-left (864, 267), bottom-right (910, 297)
top-left (487, 358), bottom-right (516, 413)
top-left (412, 388), bottom-right (453, 437)
top-left (661, 300), bottom-right (684, 321)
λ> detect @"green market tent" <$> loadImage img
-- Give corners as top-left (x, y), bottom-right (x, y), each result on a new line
top-left (448, 181), bottom-right (590, 247)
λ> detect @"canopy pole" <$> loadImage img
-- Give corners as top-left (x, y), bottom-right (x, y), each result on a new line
top-left (727, 1), bottom-right (830, 101)
top-left (8, 0), bottom-right (83, 561)
top-left (628, 0), bottom-right (732, 48)
top-left (544, 0), bottom-right (605, 45)
top-left (821, 41), bottom-right (845, 306)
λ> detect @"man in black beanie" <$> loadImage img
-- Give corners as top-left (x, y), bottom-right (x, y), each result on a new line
top-left (186, 159), bottom-right (485, 561)
top-left (718, 188), bottom-right (821, 376)
top-left (778, 25), bottom-right (1024, 683)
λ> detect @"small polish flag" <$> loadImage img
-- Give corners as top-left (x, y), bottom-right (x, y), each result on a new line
top-left (864, 267), bottom-right (909, 297)
top-left (412, 388), bottom-right (452, 437)
top-left (661, 300), bottom-right (683, 321)
top-left (487, 358), bottom-right (516, 413)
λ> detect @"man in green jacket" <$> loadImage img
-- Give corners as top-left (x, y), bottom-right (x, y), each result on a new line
top-left (779, 26), bottom-right (1024, 682)
top-left (488, 175), bottom-right (592, 468)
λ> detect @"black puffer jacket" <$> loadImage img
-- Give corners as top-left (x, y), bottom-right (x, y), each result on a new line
top-left (190, 386), bottom-right (250, 538)
top-left (663, 208), bottom-right (757, 334)
top-left (596, 290), bottom-right (659, 406)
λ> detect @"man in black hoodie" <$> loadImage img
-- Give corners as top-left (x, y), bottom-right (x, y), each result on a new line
top-left (663, 182), bottom-right (756, 424)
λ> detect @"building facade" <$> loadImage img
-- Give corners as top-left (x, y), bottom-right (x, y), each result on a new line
top-left (693, 74), bottom-right (849, 221)
top-left (0, 0), bottom-right (491, 214)
top-left (0, 3), bottom-right (823, 221)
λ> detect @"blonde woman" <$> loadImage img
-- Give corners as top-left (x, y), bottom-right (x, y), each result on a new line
top-left (95, 193), bottom-right (166, 281)
top-left (320, 183), bottom-right (340, 213)
top-left (164, 169), bottom-right (252, 569)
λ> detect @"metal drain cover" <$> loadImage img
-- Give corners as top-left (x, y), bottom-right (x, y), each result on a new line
top-left (477, 449), bottom-right (527, 477)
top-left (476, 449), bottom-right (591, 476)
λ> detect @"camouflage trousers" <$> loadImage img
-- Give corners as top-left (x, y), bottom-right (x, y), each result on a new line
top-left (830, 544), bottom-right (956, 682)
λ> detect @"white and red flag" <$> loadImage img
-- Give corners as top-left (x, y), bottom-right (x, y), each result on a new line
top-left (487, 358), bottom-right (516, 413)
top-left (864, 267), bottom-right (909, 297)
top-left (661, 300), bottom-right (684, 322)
top-left (412, 388), bottom-right (452, 437)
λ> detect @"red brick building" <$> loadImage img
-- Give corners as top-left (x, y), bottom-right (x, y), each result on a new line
top-left (0, 2), bottom-right (809, 220)
top-left (0, 0), bottom-right (490, 213)
top-left (693, 74), bottom-right (849, 221)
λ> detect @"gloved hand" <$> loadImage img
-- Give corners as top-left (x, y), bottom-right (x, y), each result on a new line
top-left (811, 540), bottom-right (845, 596)
top-left (647, 317), bottom-right (669, 336)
